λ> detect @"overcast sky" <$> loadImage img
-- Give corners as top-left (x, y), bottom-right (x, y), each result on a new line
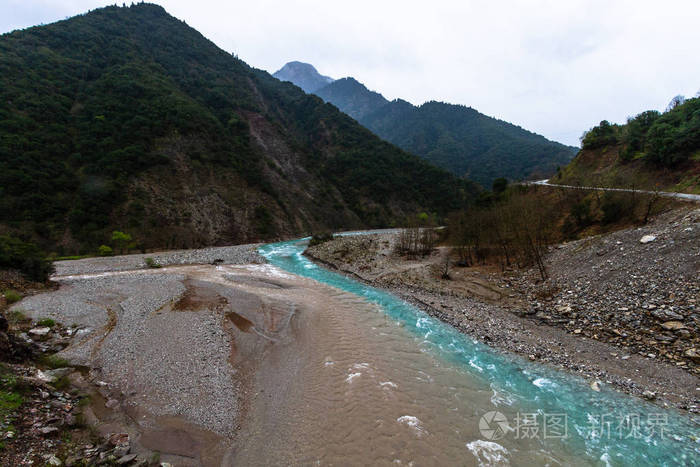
top-left (2, 0), bottom-right (699, 146)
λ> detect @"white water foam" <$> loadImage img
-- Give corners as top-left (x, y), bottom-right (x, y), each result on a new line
top-left (466, 440), bottom-right (510, 466)
top-left (397, 415), bottom-right (427, 437)
top-left (532, 377), bottom-right (556, 389)
top-left (346, 372), bottom-right (361, 383)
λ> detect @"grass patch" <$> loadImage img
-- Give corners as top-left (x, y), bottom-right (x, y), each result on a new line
top-left (37, 354), bottom-right (71, 369)
top-left (36, 317), bottom-right (56, 328)
top-left (52, 375), bottom-right (71, 391)
top-left (77, 395), bottom-right (91, 407)
top-left (0, 366), bottom-right (24, 418)
top-left (2, 290), bottom-right (21, 304)
top-left (0, 391), bottom-right (22, 417)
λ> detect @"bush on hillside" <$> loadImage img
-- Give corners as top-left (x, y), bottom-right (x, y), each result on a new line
top-left (0, 235), bottom-right (54, 282)
top-left (308, 232), bottom-right (334, 247)
top-left (581, 120), bottom-right (618, 149)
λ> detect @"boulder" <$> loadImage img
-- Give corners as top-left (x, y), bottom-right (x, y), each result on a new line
top-left (29, 326), bottom-right (51, 336)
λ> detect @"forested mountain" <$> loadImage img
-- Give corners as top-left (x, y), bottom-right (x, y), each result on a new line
top-left (361, 100), bottom-right (578, 188)
top-left (273, 61), bottom-right (334, 93)
top-left (314, 77), bottom-right (388, 121)
top-left (285, 65), bottom-right (578, 187)
top-left (0, 4), bottom-right (475, 256)
top-left (554, 97), bottom-right (700, 193)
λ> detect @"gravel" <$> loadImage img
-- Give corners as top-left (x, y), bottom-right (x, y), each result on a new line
top-left (511, 207), bottom-right (700, 374)
top-left (14, 243), bottom-right (270, 436)
top-left (53, 244), bottom-right (264, 276)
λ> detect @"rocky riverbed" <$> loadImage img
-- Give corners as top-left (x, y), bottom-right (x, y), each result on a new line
top-left (4, 244), bottom-right (301, 466)
top-left (305, 208), bottom-right (700, 413)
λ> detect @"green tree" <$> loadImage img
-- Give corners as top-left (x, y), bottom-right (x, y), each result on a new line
top-left (98, 244), bottom-right (113, 256)
top-left (111, 231), bottom-right (132, 254)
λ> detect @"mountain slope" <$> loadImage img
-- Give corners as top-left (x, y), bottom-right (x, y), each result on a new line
top-left (273, 61), bottom-right (334, 93)
top-left (303, 69), bottom-right (577, 187)
top-left (0, 4), bottom-right (475, 255)
top-left (362, 100), bottom-right (577, 187)
top-left (553, 97), bottom-right (700, 193)
top-left (314, 77), bottom-right (388, 121)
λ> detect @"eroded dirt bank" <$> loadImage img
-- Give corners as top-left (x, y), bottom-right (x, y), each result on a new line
top-left (305, 209), bottom-right (700, 413)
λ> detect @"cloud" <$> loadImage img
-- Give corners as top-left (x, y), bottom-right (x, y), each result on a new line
top-left (2, 0), bottom-right (699, 146)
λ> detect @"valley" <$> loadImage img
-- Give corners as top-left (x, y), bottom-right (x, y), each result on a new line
top-left (1, 2), bottom-right (699, 466)
top-left (2, 227), bottom-right (698, 465)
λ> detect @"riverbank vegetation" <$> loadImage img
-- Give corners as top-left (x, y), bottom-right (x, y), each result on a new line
top-left (0, 235), bottom-right (53, 282)
top-left (446, 183), bottom-right (679, 279)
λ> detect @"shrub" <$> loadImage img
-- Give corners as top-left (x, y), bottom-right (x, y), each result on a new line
top-left (492, 178), bottom-right (508, 194)
top-left (581, 120), bottom-right (618, 149)
top-left (0, 235), bottom-right (54, 282)
top-left (601, 193), bottom-right (633, 224)
top-left (3, 290), bottom-right (21, 304)
top-left (98, 245), bottom-right (113, 256)
top-left (308, 232), bottom-right (334, 247)
top-left (144, 257), bottom-right (161, 268)
top-left (36, 318), bottom-right (55, 327)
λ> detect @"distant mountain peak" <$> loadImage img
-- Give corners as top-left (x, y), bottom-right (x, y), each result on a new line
top-left (273, 61), bottom-right (334, 93)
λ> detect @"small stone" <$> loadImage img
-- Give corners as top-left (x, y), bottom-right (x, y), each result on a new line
top-left (116, 453), bottom-right (138, 465)
top-left (108, 432), bottom-right (130, 446)
top-left (29, 327), bottom-right (51, 336)
top-left (36, 370), bottom-right (57, 383)
top-left (47, 455), bottom-right (62, 466)
top-left (684, 348), bottom-right (700, 363)
top-left (639, 235), bottom-right (657, 244)
top-left (105, 399), bottom-right (120, 409)
top-left (642, 390), bottom-right (656, 400)
top-left (573, 329), bottom-right (582, 334)
top-left (40, 426), bottom-right (59, 435)
top-left (591, 381), bottom-right (601, 392)
top-left (113, 445), bottom-right (130, 458)
top-left (661, 321), bottom-right (685, 331)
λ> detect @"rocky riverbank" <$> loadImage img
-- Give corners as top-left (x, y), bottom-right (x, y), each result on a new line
top-left (304, 209), bottom-right (700, 413)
